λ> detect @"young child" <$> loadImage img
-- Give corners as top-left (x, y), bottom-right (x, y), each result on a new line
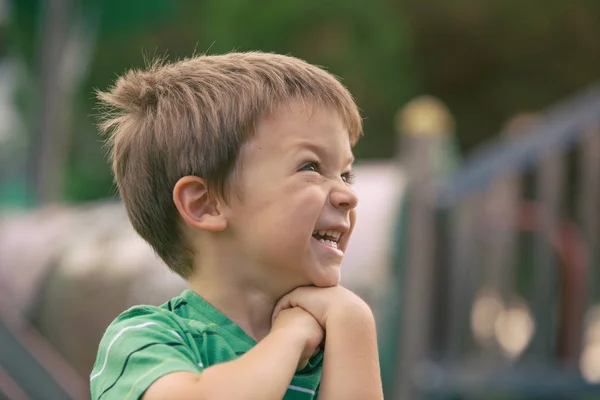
top-left (89, 52), bottom-right (382, 400)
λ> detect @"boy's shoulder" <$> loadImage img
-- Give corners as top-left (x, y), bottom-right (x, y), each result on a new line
top-left (95, 289), bottom-right (255, 361)
top-left (90, 292), bottom-right (213, 400)
top-left (100, 290), bottom-right (214, 340)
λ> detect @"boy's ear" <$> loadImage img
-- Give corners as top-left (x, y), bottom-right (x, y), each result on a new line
top-left (173, 176), bottom-right (227, 232)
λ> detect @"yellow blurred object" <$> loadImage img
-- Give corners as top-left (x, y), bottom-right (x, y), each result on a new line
top-left (494, 301), bottom-right (535, 359)
top-left (581, 344), bottom-right (600, 383)
top-left (471, 289), bottom-right (504, 345)
top-left (581, 306), bottom-right (600, 383)
top-left (396, 95), bottom-right (454, 137)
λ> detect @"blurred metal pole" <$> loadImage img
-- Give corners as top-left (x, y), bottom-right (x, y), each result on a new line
top-left (446, 195), bottom-right (478, 357)
top-left (578, 124), bottom-right (600, 335)
top-left (29, 0), bottom-right (70, 205)
top-left (0, 293), bottom-right (88, 400)
top-left (530, 150), bottom-right (565, 359)
top-left (482, 175), bottom-right (519, 304)
top-left (394, 96), bottom-right (453, 400)
top-left (484, 114), bottom-right (540, 305)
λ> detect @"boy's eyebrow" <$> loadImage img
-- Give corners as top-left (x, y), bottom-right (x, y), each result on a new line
top-left (295, 141), bottom-right (355, 165)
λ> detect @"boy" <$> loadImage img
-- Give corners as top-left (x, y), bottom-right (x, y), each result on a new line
top-left (90, 52), bottom-right (383, 400)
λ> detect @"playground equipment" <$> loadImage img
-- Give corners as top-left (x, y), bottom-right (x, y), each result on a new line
top-left (389, 86), bottom-right (600, 399)
top-left (0, 296), bottom-right (88, 400)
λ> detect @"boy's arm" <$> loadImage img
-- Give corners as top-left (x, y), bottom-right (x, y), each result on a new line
top-left (272, 286), bottom-right (384, 400)
top-left (143, 307), bottom-right (322, 400)
top-left (318, 302), bottom-right (383, 400)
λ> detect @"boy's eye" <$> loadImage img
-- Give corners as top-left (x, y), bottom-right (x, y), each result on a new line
top-left (299, 162), bottom-right (354, 184)
top-left (342, 171), bottom-right (356, 184)
top-left (299, 162), bottom-right (320, 173)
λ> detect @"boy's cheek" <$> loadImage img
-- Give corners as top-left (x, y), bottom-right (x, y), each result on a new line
top-left (346, 209), bottom-right (357, 239)
top-left (349, 209), bottom-right (357, 229)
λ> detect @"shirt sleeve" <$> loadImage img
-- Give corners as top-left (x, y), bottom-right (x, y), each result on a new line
top-left (90, 307), bottom-right (202, 400)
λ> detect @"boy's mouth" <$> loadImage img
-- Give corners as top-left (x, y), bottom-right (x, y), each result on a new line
top-left (312, 230), bottom-right (342, 250)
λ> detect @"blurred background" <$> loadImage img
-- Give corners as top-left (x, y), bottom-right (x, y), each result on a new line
top-left (0, 0), bottom-right (599, 399)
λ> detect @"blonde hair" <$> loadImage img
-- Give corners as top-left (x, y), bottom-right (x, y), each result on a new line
top-left (97, 51), bottom-right (362, 278)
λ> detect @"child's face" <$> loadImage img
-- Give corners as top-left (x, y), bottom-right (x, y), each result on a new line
top-left (223, 101), bottom-right (358, 290)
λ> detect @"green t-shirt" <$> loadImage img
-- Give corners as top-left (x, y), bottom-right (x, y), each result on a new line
top-left (90, 289), bottom-right (323, 400)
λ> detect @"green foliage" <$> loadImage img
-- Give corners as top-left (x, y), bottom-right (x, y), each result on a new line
top-left (8, 0), bottom-right (600, 203)
top-left (401, 0), bottom-right (600, 151)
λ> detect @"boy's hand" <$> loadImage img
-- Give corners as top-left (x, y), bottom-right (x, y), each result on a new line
top-left (271, 307), bottom-right (323, 370)
top-left (273, 288), bottom-right (383, 399)
top-left (272, 286), bottom-right (372, 330)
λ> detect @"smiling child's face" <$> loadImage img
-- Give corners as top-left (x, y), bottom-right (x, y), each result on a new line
top-left (221, 100), bottom-right (358, 291)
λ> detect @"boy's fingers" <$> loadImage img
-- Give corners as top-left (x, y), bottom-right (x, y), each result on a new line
top-left (271, 297), bottom-right (293, 322)
top-left (272, 286), bottom-right (317, 322)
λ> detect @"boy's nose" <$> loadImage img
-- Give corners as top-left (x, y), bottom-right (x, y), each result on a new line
top-left (330, 183), bottom-right (358, 211)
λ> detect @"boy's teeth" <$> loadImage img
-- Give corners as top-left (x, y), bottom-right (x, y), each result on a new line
top-left (318, 238), bottom-right (338, 249)
top-left (313, 230), bottom-right (341, 241)
top-left (326, 230), bottom-right (341, 240)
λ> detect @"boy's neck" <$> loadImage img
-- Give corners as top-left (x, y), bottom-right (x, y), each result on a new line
top-left (188, 273), bottom-right (280, 342)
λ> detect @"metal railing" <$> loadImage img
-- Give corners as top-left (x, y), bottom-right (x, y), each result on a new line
top-left (0, 293), bottom-right (89, 400)
top-left (391, 86), bottom-right (600, 399)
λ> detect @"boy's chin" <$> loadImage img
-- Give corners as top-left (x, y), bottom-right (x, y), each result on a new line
top-left (309, 268), bottom-right (341, 288)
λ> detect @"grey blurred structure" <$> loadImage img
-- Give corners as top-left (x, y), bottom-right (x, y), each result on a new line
top-left (391, 86), bottom-right (600, 399)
